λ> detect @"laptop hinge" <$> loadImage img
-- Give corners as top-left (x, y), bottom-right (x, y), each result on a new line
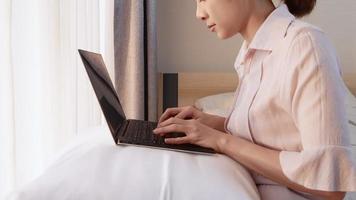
top-left (114, 120), bottom-right (129, 143)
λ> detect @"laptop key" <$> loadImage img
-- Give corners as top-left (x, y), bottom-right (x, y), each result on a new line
top-left (144, 123), bottom-right (150, 141)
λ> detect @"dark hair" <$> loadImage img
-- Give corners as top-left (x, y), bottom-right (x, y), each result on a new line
top-left (284, 0), bottom-right (316, 18)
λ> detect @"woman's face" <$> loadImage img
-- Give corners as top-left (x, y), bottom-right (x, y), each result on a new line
top-left (195, 0), bottom-right (252, 39)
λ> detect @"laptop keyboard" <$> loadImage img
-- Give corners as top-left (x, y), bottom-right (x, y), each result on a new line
top-left (124, 120), bottom-right (165, 145)
top-left (118, 119), bottom-right (215, 154)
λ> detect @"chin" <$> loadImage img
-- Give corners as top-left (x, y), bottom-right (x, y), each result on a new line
top-left (217, 31), bottom-right (234, 40)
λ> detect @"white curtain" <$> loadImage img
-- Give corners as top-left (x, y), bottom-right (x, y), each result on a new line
top-left (0, 0), bottom-right (114, 198)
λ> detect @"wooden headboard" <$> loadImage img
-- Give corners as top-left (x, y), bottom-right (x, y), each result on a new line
top-left (158, 72), bottom-right (238, 117)
top-left (158, 72), bottom-right (356, 118)
top-left (177, 72), bottom-right (239, 106)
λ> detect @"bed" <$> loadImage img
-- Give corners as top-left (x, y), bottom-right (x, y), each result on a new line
top-left (6, 72), bottom-right (356, 200)
top-left (7, 126), bottom-right (261, 200)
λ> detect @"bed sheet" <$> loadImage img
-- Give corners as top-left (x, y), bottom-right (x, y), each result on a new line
top-left (6, 126), bottom-right (260, 200)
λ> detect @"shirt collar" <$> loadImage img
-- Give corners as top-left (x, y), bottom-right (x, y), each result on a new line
top-left (234, 3), bottom-right (295, 69)
top-left (247, 3), bottom-right (295, 51)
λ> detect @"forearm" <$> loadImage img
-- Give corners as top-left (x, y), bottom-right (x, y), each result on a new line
top-left (217, 134), bottom-right (346, 200)
top-left (206, 114), bottom-right (226, 132)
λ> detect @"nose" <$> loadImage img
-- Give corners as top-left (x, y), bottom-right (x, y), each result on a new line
top-left (195, 5), bottom-right (207, 21)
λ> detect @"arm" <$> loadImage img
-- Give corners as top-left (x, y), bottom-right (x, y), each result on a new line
top-left (216, 134), bottom-right (346, 200)
top-left (202, 113), bottom-right (226, 132)
top-left (154, 117), bottom-right (347, 200)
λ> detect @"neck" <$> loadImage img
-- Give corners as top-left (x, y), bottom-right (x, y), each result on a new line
top-left (241, 1), bottom-right (276, 46)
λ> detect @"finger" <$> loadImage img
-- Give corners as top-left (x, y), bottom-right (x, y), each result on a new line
top-left (158, 107), bottom-right (182, 124)
top-left (158, 117), bottom-right (187, 128)
top-left (153, 123), bottom-right (186, 136)
top-left (174, 107), bottom-right (195, 120)
top-left (164, 136), bottom-right (190, 145)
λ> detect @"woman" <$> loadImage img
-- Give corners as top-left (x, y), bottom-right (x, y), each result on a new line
top-left (153, 0), bottom-right (356, 199)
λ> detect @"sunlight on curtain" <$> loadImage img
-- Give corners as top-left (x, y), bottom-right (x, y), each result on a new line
top-left (0, 0), bottom-right (15, 198)
top-left (0, 0), bottom-right (114, 198)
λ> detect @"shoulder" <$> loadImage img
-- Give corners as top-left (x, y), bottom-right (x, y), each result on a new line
top-left (277, 20), bottom-right (343, 107)
top-left (270, 19), bottom-right (339, 72)
top-left (285, 20), bottom-right (337, 60)
top-left (279, 19), bottom-right (340, 73)
top-left (288, 19), bottom-right (323, 37)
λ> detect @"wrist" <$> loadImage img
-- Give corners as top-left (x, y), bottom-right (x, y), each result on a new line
top-left (215, 133), bottom-right (230, 153)
top-left (208, 114), bottom-right (226, 132)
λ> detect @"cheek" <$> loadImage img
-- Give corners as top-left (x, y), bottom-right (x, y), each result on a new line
top-left (216, 12), bottom-right (242, 38)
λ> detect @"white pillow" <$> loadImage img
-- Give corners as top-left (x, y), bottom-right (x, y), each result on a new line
top-left (194, 90), bottom-right (356, 145)
top-left (194, 92), bottom-right (235, 117)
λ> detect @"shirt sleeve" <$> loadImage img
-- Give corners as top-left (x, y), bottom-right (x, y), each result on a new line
top-left (279, 28), bottom-right (356, 191)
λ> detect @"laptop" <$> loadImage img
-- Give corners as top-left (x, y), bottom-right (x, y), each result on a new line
top-left (78, 49), bottom-right (216, 155)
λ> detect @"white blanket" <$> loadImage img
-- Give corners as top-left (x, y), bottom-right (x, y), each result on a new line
top-left (7, 126), bottom-right (260, 200)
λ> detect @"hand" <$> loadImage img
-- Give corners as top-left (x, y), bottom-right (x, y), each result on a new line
top-left (158, 106), bottom-right (226, 132)
top-left (153, 117), bottom-right (227, 153)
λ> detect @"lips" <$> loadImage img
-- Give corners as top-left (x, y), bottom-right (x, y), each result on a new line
top-left (207, 24), bottom-right (216, 32)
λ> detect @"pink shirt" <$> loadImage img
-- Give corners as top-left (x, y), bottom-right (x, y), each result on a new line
top-left (224, 3), bottom-right (356, 194)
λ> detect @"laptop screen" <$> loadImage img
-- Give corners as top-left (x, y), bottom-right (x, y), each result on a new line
top-left (78, 49), bottom-right (126, 137)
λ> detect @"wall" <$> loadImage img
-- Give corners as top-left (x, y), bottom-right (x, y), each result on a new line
top-left (157, 0), bottom-right (356, 89)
